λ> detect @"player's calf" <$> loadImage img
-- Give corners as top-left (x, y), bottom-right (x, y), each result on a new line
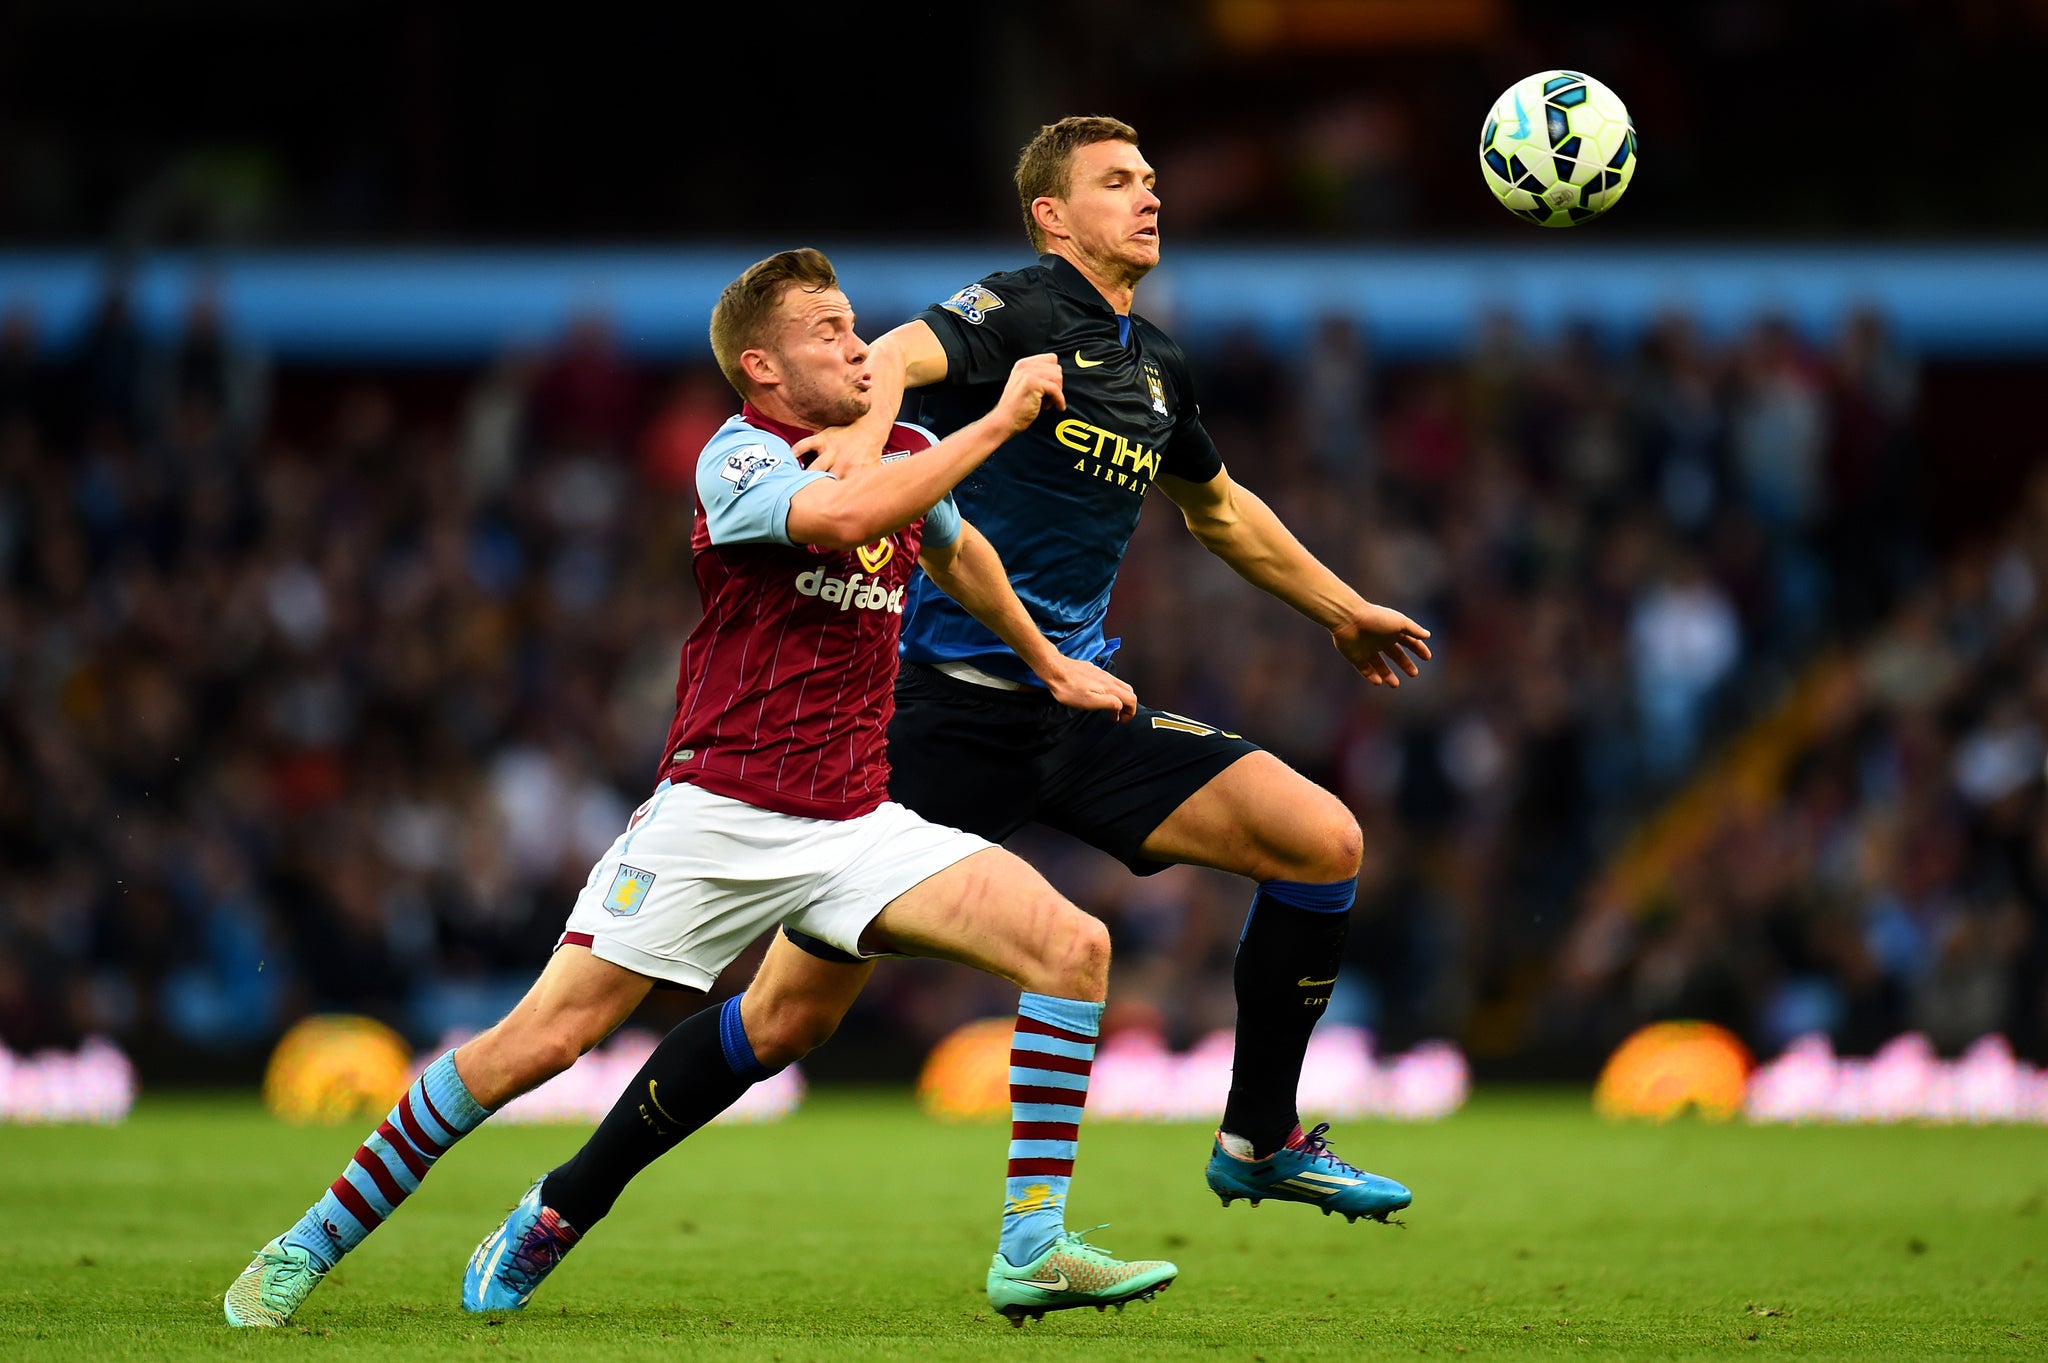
top-left (222, 949), bottom-right (647, 1327)
top-left (733, 928), bottom-right (875, 1070)
top-left (461, 903), bottom-right (881, 1311)
top-left (532, 995), bottom-right (778, 1243)
top-left (1218, 876), bottom-right (1354, 1154)
top-left (863, 850), bottom-right (1163, 1287)
top-left (743, 992), bottom-right (846, 1069)
top-left (455, 954), bottom-right (652, 1106)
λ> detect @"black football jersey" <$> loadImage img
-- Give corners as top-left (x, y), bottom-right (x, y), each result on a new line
top-left (902, 253), bottom-right (1224, 683)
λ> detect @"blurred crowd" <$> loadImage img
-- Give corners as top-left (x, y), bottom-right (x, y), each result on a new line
top-left (1063, 304), bottom-right (1949, 1063)
top-left (4, 276), bottom-right (2039, 1080)
top-left (1555, 483), bottom-right (2048, 1063)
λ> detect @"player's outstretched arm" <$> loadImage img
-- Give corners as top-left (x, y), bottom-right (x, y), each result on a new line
top-left (1157, 467), bottom-right (1433, 688)
top-left (919, 522), bottom-right (1137, 720)
top-left (793, 321), bottom-right (951, 473)
top-left (785, 355), bottom-right (1062, 552)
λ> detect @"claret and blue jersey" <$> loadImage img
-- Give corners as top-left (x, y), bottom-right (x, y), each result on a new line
top-left (901, 253), bottom-right (1224, 685)
top-left (660, 405), bottom-right (961, 821)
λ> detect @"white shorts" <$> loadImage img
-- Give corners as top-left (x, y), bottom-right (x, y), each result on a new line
top-left (559, 780), bottom-right (992, 990)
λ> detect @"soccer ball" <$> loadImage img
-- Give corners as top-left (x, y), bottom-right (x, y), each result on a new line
top-left (1478, 70), bottom-right (1636, 227)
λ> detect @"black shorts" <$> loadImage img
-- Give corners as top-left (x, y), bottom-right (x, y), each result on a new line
top-left (885, 661), bottom-right (1262, 876)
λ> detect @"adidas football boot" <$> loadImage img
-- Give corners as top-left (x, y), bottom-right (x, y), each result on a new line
top-left (463, 1176), bottom-right (583, 1312)
top-left (1206, 1121), bottom-right (1411, 1223)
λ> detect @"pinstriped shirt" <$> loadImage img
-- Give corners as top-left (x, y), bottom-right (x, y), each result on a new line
top-left (657, 403), bottom-right (957, 820)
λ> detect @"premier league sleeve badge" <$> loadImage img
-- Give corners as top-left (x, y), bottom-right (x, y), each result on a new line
top-left (939, 283), bottom-right (1005, 326)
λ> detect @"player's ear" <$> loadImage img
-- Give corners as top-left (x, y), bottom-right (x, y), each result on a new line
top-left (1031, 196), bottom-right (1068, 244)
top-left (739, 346), bottom-right (779, 390)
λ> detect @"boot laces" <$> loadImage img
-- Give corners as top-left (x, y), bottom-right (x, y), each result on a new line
top-left (501, 1209), bottom-right (578, 1285)
top-left (1291, 1121), bottom-right (1357, 1172)
top-left (1056, 1223), bottom-right (1116, 1259)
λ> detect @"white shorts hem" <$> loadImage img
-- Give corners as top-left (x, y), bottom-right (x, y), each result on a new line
top-left (573, 934), bottom-right (718, 992)
top-left (559, 785), bottom-right (993, 991)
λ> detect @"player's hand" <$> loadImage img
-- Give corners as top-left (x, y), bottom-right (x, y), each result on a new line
top-left (791, 424), bottom-right (885, 474)
top-left (1332, 605), bottom-right (1433, 688)
top-left (990, 354), bottom-right (1066, 435)
top-left (1040, 656), bottom-right (1137, 721)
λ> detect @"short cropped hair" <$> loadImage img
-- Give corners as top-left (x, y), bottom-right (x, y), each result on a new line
top-left (1014, 115), bottom-right (1141, 252)
top-left (708, 248), bottom-right (839, 397)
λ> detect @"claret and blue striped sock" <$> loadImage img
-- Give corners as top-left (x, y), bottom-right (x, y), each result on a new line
top-left (1000, 992), bottom-right (1104, 1267)
top-left (281, 1051), bottom-right (490, 1270)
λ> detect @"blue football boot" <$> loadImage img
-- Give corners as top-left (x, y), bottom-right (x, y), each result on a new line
top-left (464, 1177), bottom-right (583, 1312)
top-left (1205, 1122), bottom-right (1412, 1223)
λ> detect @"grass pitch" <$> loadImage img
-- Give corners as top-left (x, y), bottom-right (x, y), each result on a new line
top-left (1, 1090), bottom-right (2043, 1361)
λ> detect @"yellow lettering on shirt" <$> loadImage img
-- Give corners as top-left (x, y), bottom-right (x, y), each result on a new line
top-left (1055, 418), bottom-right (1156, 495)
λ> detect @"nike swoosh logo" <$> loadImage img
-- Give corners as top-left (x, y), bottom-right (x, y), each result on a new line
top-left (1073, 351), bottom-right (1105, 368)
top-left (1020, 1268), bottom-right (1071, 1291)
top-left (1298, 976), bottom-right (1337, 988)
top-left (1509, 91), bottom-right (1530, 141)
top-left (647, 1079), bottom-right (681, 1125)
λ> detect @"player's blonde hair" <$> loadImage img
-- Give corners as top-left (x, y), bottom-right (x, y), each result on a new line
top-left (708, 248), bottom-right (840, 397)
top-left (1014, 115), bottom-right (1141, 252)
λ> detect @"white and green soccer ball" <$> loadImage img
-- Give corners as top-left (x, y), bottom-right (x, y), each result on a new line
top-left (1478, 70), bottom-right (1636, 227)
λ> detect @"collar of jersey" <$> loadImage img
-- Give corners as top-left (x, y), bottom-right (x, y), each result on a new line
top-left (739, 402), bottom-right (817, 449)
top-left (1039, 253), bottom-right (1129, 320)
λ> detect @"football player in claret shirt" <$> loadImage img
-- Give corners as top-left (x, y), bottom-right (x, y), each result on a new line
top-left (224, 249), bottom-right (1177, 1329)
top-left (755, 118), bottom-right (1432, 1223)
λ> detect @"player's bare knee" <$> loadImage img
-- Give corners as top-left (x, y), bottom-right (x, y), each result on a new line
top-left (788, 1008), bottom-right (841, 1060)
top-left (748, 997), bottom-right (841, 1068)
top-left (1325, 808), bottom-right (1365, 880)
top-left (1041, 906), bottom-right (1111, 997)
top-left (1274, 793), bottom-right (1362, 883)
top-left (531, 1019), bottom-right (595, 1081)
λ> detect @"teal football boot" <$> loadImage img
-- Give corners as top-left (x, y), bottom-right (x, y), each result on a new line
top-left (464, 1177), bottom-right (583, 1312)
top-left (1205, 1122), bottom-right (1411, 1223)
top-left (224, 1236), bottom-right (330, 1326)
top-left (986, 1226), bottom-right (1177, 1325)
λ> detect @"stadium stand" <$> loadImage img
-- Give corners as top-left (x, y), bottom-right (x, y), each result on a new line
top-left (0, 277), bottom-right (2038, 1079)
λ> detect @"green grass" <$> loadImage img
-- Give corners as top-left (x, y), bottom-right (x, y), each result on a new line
top-left (1, 1090), bottom-right (2044, 1361)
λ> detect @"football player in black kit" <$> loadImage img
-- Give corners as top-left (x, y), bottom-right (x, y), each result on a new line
top-left (819, 113), bottom-right (1431, 1215)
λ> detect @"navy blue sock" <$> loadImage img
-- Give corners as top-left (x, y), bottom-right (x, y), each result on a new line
top-left (1220, 879), bottom-right (1355, 1157)
top-left (540, 996), bottom-right (774, 1231)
